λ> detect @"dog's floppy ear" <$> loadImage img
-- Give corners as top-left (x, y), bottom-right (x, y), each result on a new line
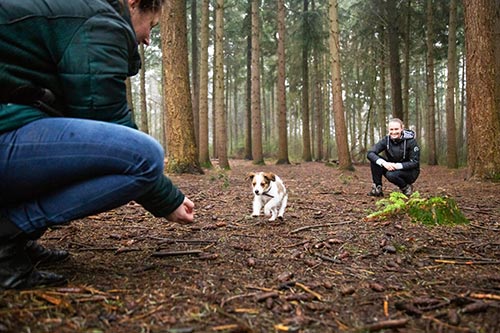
top-left (263, 172), bottom-right (276, 182)
top-left (246, 172), bottom-right (256, 181)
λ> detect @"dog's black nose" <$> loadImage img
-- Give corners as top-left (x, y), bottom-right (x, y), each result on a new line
top-left (254, 190), bottom-right (259, 195)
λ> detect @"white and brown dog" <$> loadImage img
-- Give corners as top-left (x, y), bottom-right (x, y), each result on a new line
top-left (247, 172), bottom-right (288, 221)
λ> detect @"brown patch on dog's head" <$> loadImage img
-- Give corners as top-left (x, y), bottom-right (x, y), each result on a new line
top-left (263, 172), bottom-right (276, 182)
top-left (246, 172), bottom-right (256, 181)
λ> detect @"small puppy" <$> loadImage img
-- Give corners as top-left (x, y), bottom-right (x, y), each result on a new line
top-left (247, 172), bottom-right (288, 221)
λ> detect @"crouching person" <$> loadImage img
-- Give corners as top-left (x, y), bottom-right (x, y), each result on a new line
top-left (367, 118), bottom-right (420, 197)
top-left (0, 0), bottom-right (194, 290)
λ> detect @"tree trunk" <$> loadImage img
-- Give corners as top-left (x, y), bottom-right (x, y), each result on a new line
top-left (402, 0), bottom-right (411, 126)
top-left (425, 0), bottom-right (437, 165)
top-left (386, 0), bottom-right (403, 120)
top-left (191, 0), bottom-right (200, 146)
top-left (125, 77), bottom-right (134, 120)
top-left (301, 0), bottom-right (312, 162)
top-left (314, 48), bottom-right (324, 161)
top-left (198, 0), bottom-right (211, 168)
top-left (464, 0), bottom-right (500, 179)
top-left (251, 0), bottom-right (264, 164)
top-left (245, 1), bottom-right (253, 160)
top-left (215, 0), bottom-right (229, 169)
top-left (161, 0), bottom-right (202, 174)
top-left (445, 0), bottom-right (458, 168)
top-left (495, 0), bottom-right (500, 126)
top-left (378, 26), bottom-right (387, 137)
top-left (328, 0), bottom-right (353, 171)
top-left (276, 0), bottom-right (289, 165)
top-left (139, 44), bottom-right (149, 134)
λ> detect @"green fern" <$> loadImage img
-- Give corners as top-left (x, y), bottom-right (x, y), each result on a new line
top-left (366, 192), bottom-right (469, 226)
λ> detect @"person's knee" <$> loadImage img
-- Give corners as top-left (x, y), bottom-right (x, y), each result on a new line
top-left (385, 171), bottom-right (400, 184)
top-left (135, 134), bottom-right (165, 182)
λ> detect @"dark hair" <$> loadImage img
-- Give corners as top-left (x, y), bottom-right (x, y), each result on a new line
top-left (138, 0), bottom-right (164, 12)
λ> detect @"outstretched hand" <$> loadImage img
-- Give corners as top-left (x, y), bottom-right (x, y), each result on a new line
top-left (166, 197), bottom-right (195, 224)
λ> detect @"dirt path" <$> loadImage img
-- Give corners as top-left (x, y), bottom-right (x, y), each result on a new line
top-left (1, 160), bottom-right (499, 332)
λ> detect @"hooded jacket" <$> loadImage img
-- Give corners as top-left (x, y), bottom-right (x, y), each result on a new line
top-left (0, 0), bottom-right (184, 217)
top-left (367, 130), bottom-right (420, 170)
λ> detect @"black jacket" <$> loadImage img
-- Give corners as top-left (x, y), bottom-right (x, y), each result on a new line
top-left (367, 130), bottom-right (420, 170)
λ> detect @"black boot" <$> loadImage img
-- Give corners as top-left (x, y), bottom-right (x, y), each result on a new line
top-left (25, 240), bottom-right (70, 265)
top-left (0, 217), bottom-right (67, 290)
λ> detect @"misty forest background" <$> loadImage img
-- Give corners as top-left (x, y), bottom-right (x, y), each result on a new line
top-left (126, 0), bottom-right (500, 180)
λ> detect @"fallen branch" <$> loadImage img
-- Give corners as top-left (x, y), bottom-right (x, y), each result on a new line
top-left (295, 282), bottom-right (323, 301)
top-left (157, 237), bottom-right (217, 245)
top-left (151, 250), bottom-right (203, 257)
top-left (429, 255), bottom-right (482, 260)
top-left (315, 253), bottom-right (342, 264)
top-left (289, 221), bottom-right (353, 234)
top-left (434, 259), bottom-right (500, 265)
top-left (255, 291), bottom-right (279, 302)
top-left (362, 318), bottom-right (408, 331)
top-left (469, 292), bottom-right (500, 301)
top-left (220, 292), bottom-right (258, 308)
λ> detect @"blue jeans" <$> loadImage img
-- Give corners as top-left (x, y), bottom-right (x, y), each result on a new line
top-left (0, 118), bottom-right (165, 234)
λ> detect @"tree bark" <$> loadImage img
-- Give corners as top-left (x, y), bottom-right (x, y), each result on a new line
top-left (328, 0), bottom-right (353, 171)
top-left (276, 0), bottom-right (290, 165)
top-left (161, 0), bottom-right (202, 174)
top-left (191, 0), bottom-right (200, 146)
top-left (446, 0), bottom-right (458, 168)
top-left (198, 0), bottom-right (211, 167)
top-left (425, 0), bottom-right (437, 165)
top-left (245, 1), bottom-right (253, 160)
top-left (215, 0), bottom-right (229, 169)
top-left (251, 0), bottom-right (264, 164)
top-left (301, 0), bottom-right (312, 162)
top-left (386, 0), bottom-right (403, 120)
top-left (464, 0), bottom-right (500, 179)
top-left (125, 77), bottom-right (134, 121)
top-left (139, 44), bottom-right (149, 135)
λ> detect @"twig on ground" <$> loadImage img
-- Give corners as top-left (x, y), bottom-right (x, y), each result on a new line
top-left (315, 253), bottom-right (342, 264)
top-left (361, 318), bottom-right (409, 331)
top-left (220, 292), bottom-right (258, 307)
top-left (469, 292), bottom-right (500, 301)
top-left (150, 250), bottom-right (203, 257)
top-left (434, 259), bottom-right (500, 265)
top-left (295, 282), bottom-right (323, 301)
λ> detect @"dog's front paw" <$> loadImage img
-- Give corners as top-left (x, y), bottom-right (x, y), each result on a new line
top-left (268, 216), bottom-right (276, 221)
top-left (251, 213), bottom-right (260, 218)
top-left (278, 216), bottom-right (284, 221)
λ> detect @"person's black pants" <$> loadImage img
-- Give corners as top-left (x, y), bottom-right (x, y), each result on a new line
top-left (370, 162), bottom-right (420, 189)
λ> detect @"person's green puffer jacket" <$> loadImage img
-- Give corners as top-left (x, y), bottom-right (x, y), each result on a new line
top-left (0, 0), bottom-right (141, 130)
top-left (0, 0), bottom-right (185, 217)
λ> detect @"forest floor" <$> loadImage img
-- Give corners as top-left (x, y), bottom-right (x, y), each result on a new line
top-left (1, 159), bottom-right (499, 333)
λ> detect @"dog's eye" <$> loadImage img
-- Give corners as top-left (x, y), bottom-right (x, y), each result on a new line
top-left (261, 182), bottom-right (265, 187)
